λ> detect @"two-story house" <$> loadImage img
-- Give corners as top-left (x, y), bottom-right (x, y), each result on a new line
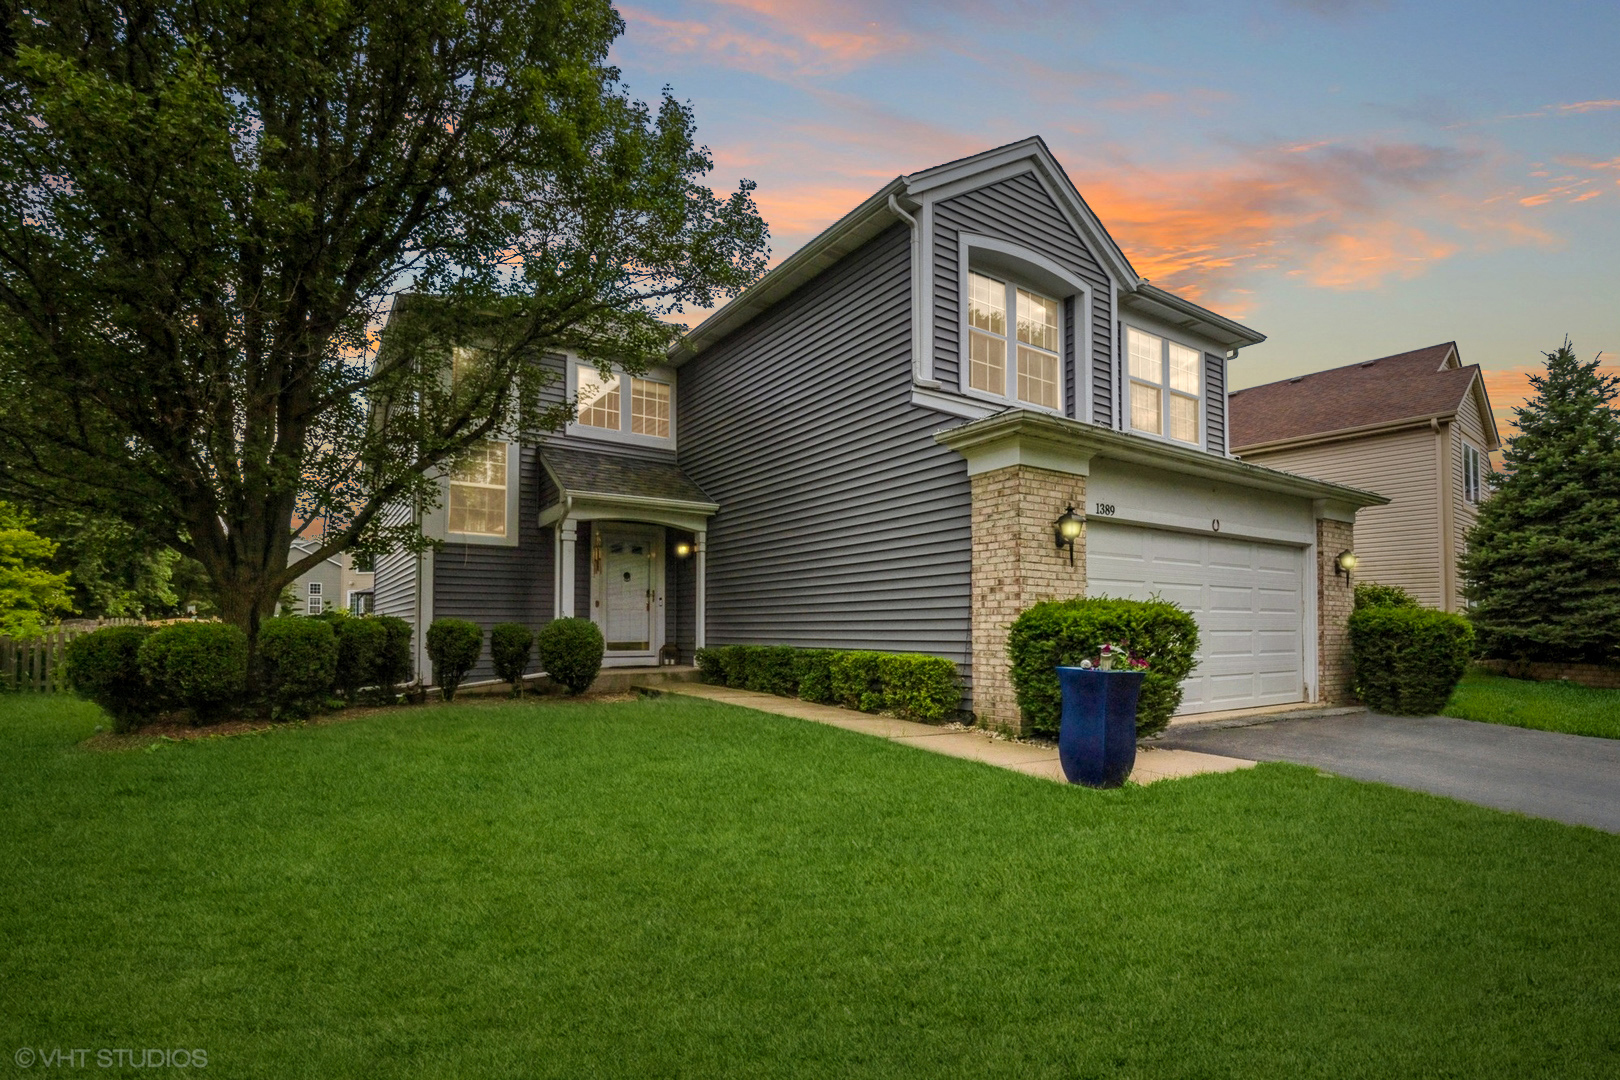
top-left (287, 539), bottom-right (375, 616)
top-left (375, 138), bottom-right (1385, 728)
top-left (1229, 342), bottom-right (1500, 612)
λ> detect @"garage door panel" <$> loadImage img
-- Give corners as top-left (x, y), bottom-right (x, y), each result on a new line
top-left (1087, 522), bottom-right (1306, 715)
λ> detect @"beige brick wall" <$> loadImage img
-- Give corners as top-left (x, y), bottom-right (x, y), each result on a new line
top-left (1317, 519), bottom-right (1356, 704)
top-left (969, 465), bottom-right (1087, 730)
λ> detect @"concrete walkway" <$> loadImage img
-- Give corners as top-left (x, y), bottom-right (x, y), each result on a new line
top-left (665, 684), bottom-right (1255, 785)
top-left (1159, 712), bottom-right (1620, 832)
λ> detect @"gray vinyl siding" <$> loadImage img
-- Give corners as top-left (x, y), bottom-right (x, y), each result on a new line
top-left (372, 504), bottom-right (418, 622)
top-left (679, 223), bottom-right (974, 680)
top-left (930, 172), bottom-right (1113, 423)
top-left (432, 445), bottom-right (554, 683)
top-left (1205, 352), bottom-right (1226, 455)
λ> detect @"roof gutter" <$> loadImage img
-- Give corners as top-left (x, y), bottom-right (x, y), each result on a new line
top-left (672, 177), bottom-right (909, 364)
top-left (1121, 282), bottom-right (1266, 350)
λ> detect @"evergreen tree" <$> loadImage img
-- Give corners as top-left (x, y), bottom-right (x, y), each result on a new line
top-left (1462, 342), bottom-right (1620, 663)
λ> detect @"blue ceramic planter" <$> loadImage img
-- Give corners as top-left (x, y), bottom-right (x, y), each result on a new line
top-left (1056, 666), bottom-right (1145, 788)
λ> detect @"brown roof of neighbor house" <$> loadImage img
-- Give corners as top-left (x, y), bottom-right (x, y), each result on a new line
top-left (1229, 342), bottom-right (1484, 450)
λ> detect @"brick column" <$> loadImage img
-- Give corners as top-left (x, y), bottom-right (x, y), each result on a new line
top-left (1317, 518), bottom-right (1356, 704)
top-left (970, 465), bottom-right (1088, 731)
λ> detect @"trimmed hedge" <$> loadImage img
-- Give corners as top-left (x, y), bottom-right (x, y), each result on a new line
top-left (536, 618), bottom-right (603, 695)
top-left (1354, 582), bottom-right (1419, 612)
top-left (65, 624), bottom-right (156, 732)
top-left (694, 644), bottom-right (960, 722)
top-left (137, 622), bottom-right (249, 723)
top-left (372, 616), bottom-right (414, 699)
top-left (491, 622), bottom-right (535, 695)
top-left (258, 617), bottom-right (338, 719)
top-left (1007, 597), bottom-right (1201, 739)
top-left (425, 618), bottom-right (483, 700)
top-left (1350, 605), bottom-right (1474, 715)
top-left (327, 615), bottom-right (387, 702)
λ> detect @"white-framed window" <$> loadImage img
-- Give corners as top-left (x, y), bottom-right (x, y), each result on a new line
top-left (349, 591), bottom-right (373, 616)
top-left (1126, 327), bottom-right (1201, 445)
top-left (966, 270), bottom-right (1063, 412)
top-left (567, 361), bottom-right (677, 446)
top-left (307, 581), bottom-right (323, 615)
top-left (448, 440), bottom-right (508, 537)
top-left (1462, 441), bottom-right (1483, 503)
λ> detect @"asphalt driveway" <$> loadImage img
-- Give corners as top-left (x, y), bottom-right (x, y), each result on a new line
top-left (1159, 712), bottom-right (1620, 833)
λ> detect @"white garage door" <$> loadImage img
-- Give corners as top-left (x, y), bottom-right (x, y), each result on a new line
top-left (1087, 522), bottom-right (1306, 714)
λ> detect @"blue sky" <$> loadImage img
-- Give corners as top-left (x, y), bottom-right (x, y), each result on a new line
top-left (608, 0), bottom-right (1619, 422)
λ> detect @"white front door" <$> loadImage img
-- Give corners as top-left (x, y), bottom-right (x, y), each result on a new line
top-left (591, 524), bottom-right (665, 665)
top-left (1086, 522), bottom-right (1307, 714)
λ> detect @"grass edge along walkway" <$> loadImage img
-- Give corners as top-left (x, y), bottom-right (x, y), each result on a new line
top-left (664, 682), bottom-right (1257, 784)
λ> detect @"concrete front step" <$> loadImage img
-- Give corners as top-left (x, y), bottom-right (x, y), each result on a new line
top-left (425, 664), bottom-right (701, 699)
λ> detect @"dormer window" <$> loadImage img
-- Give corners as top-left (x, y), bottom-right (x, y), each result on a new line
top-left (1127, 327), bottom-right (1201, 445)
top-left (967, 271), bottom-right (1062, 412)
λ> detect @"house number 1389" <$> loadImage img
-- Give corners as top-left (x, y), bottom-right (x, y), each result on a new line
top-left (1093, 502), bottom-right (1116, 516)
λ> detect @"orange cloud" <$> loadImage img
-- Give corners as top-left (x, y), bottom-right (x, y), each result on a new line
top-left (620, 1), bottom-right (908, 77)
top-left (1480, 354), bottom-right (1620, 434)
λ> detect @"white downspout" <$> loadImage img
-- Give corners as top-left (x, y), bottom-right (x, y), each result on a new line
top-left (888, 192), bottom-right (925, 385)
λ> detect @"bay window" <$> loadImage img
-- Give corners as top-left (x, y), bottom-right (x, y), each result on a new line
top-left (1126, 327), bottom-right (1201, 445)
top-left (448, 440), bottom-right (508, 537)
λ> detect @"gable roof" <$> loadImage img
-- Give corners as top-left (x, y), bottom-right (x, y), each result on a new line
top-left (674, 137), bottom-right (1264, 361)
top-left (1229, 343), bottom-right (1499, 451)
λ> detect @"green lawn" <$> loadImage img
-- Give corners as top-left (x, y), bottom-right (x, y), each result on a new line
top-left (1444, 670), bottom-right (1620, 739)
top-left (2, 694), bottom-right (1618, 1079)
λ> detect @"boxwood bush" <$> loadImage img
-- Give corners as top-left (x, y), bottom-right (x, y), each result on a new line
top-left (1350, 605), bottom-right (1474, 715)
top-left (136, 621), bottom-right (249, 723)
top-left (491, 622), bottom-right (536, 695)
top-left (536, 618), bottom-right (604, 695)
top-left (426, 618), bottom-right (483, 700)
top-left (1354, 582), bottom-right (1419, 612)
top-left (1007, 597), bottom-right (1201, 739)
top-left (258, 616), bottom-right (338, 719)
top-left (65, 624), bottom-right (156, 732)
top-left (323, 615), bottom-right (386, 702)
top-left (694, 644), bottom-right (960, 722)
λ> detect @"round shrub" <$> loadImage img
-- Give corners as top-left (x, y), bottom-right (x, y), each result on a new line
top-left (1354, 582), bottom-right (1419, 612)
top-left (536, 618), bottom-right (603, 695)
top-left (258, 616), bottom-right (338, 719)
top-left (1007, 597), bottom-right (1201, 739)
top-left (1350, 605), bottom-right (1474, 715)
top-left (331, 617), bottom-right (389, 702)
top-left (137, 621), bottom-right (249, 723)
top-left (425, 618), bottom-right (483, 700)
top-left (66, 624), bottom-right (156, 733)
top-left (372, 616), bottom-right (414, 700)
top-left (490, 623), bottom-right (535, 695)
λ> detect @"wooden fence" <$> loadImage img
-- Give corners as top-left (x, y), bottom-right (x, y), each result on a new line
top-left (0, 619), bottom-right (147, 693)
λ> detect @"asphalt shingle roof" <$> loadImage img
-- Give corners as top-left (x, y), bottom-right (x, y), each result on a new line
top-left (1229, 343), bottom-right (1481, 450)
top-left (540, 445), bottom-right (714, 506)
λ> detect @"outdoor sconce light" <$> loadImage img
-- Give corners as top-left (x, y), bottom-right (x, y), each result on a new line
top-left (1335, 549), bottom-right (1358, 579)
top-left (1053, 505), bottom-right (1084, 566)
top-left (673, 540), bottom-right (692, 559)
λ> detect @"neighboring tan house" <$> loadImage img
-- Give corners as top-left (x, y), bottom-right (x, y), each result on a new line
top-left (375, 137), bottom-right (1387, 725)
top-left (287, 539), bottom-right (375, 616)
top-left (1229, 343), bottom-right (1500, 612)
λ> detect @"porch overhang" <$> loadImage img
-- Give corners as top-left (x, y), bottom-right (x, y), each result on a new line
top-left (537, 445), bottom-right (719, 533)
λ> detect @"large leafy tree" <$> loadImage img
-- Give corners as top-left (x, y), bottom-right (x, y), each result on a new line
top-left (1462, 343), bottom-right (1620, 664)
top-left (0, 503), bottom-right (73, 637)
top-left (0, 0), bottom-right (768, 648)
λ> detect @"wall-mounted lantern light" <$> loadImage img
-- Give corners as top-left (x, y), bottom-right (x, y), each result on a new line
top-left (1053, 505), bottom-right (1084, 566)
top-left (1335, 549), bottom-right (1358, 580)
top-left (673, 540), bottom-right (692, 559)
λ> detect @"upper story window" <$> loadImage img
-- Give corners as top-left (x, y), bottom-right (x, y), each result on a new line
top-left (449, 440), bottom-right (508, 537)
top-left (1462, 441), bottom-right (1483, 503)
top-left (306, 581), bottom-right (323, 614)
top-left (568, 361), bottom-right (676, 446)
top-left (1126, 327), bottom-right (1201, 445)
top-left (967, 271), bottom-right (1062, 412)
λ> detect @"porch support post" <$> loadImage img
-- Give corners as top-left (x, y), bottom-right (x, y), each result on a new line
top-left (558, 518), bottom-right (578, 620)
top-left (693, 529), bottom-right (707, 651)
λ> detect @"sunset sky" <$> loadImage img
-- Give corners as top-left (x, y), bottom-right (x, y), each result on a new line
top-left (610, 0), bottom-right (1619, 431)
